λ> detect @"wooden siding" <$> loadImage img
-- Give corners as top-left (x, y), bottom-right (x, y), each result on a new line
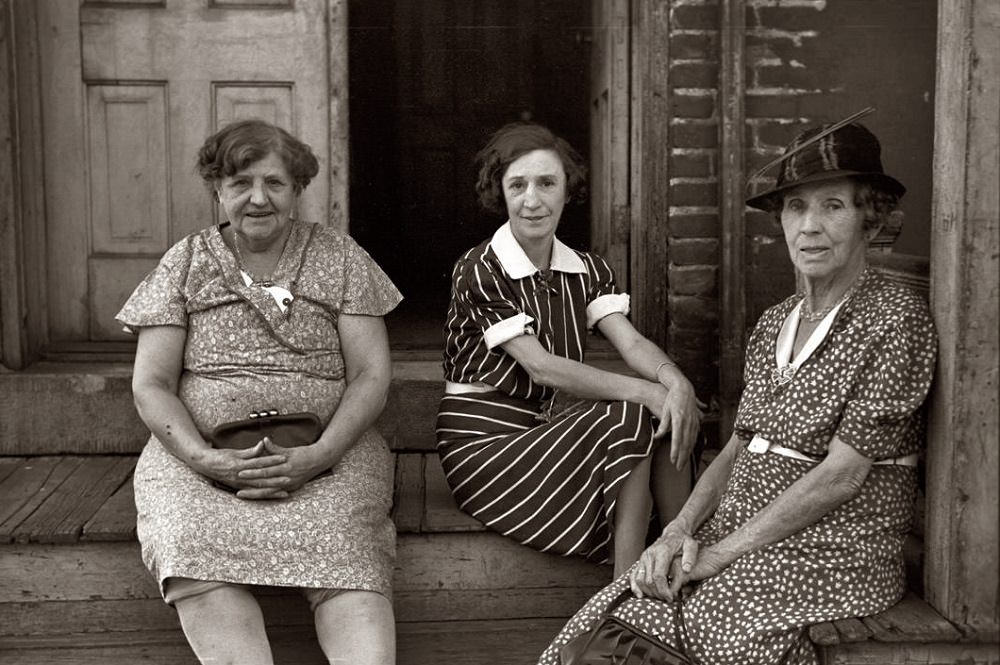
top-left (925, 0), bottom-right (1000, 636)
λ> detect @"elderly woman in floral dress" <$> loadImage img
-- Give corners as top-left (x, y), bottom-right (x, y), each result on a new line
top-left (118, 119), bottom-right (401, 664)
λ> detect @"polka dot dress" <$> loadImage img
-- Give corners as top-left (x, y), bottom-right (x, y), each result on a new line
top-left (539, 269), bottom-right (937, 665)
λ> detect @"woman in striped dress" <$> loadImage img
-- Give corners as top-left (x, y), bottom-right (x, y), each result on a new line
top-left (436, 123), bottom-right (703, 576)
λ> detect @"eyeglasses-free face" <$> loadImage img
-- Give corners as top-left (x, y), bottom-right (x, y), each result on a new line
top-left (217, 151), bottom-right (297, 251)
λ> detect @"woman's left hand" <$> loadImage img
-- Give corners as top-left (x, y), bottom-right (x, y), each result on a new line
top-left (234, 437), bottom-right (332, 498)
top-left (629, 520), bottom-right (698, 601)
top-left (655, 378), bottom-right (704, 469)
top-left (683, 544), bottom-right (731, 582)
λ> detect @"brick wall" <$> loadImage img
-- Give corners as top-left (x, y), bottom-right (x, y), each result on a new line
top-left (666, 0), bottom-right (723, 402)
top-left (662, 0), bottom-right (936, 414)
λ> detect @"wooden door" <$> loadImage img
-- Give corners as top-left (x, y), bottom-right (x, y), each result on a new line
top-left (390, 0), bottom-right (537, 314)
top-left (589, 0), bottom-right (631, 290)
top-left (38, 0), bottom-right (344, 343)
top-left (348, 0), bottom-right (592, 343)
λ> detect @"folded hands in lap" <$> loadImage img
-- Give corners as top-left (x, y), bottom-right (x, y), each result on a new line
top-left (197, 439), bottom-right (329, 500)
top-left (628, 521), bottom-right (730, 602)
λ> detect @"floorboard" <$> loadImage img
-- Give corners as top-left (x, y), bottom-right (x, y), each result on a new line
top-left (0, 619), bottom-right (565, 665)
top-left (12, 456), bottom-right (134, 544)
top-left (0, 458), bottom-right (82, 542)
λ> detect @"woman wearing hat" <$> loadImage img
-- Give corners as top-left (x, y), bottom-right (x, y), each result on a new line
top-left (538, 119), bottom-right (937, 664)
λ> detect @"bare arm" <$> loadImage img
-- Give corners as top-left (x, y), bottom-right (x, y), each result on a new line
top-left (132, 326), bottom-right (287, 494)
top-left (635, 435), bottom-right (874, 600)
top-left (240, 314), bottom-right (393, 492)
top-left (598, 313), bottom-right (704, 466)
top-left (312, 313), bottom-right (393, 464)
top-left (501, 333), bottom-right (668, 421)
top-left (690, 436), bottom-right (872, 576)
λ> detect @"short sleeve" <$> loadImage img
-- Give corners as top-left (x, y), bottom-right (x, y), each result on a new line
top-left (584, 254), bottom-right (629, 328)
top-left (115, 240), bottom-right (192, 334)
top-left (454, 259), bottom-right (534, 350)
top-left (835, 308), bottom-right (937, 459)
top-left (341, 236), bottom-right (403, 316)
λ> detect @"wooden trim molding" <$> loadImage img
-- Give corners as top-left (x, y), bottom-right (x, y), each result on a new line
top-left (924, 0), bottom-right (999, 635)
top-left (328, 0), bottom-right (349, 232)
top-left (628, 0), bottom-right (670, 344)
top-left (0, 0), bottom-right (18, 367)
top-left (718, 0), bottom-right (747, 439)
top-left (0, 1), bottom-right (47, 369)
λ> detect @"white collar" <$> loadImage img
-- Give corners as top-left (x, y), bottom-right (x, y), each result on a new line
top-left (489, 221), bottom-right (586, 279)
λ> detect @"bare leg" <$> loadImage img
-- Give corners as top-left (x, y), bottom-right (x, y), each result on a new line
top-left (613, 456), bottom-right (654, 577)
top-left (652, 442), bottom-right (693, 529)
top-left (174, 584), bottom-right (273, 665)
top-left (315, 590), bottom-right (395, 665)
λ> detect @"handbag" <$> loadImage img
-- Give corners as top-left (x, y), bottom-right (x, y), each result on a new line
top-left (207, 410), bottom-right (324, 450)
top-left (560, 588), bottom-right (693, 665)
top-left (207, 410), bottom-right (327, 492)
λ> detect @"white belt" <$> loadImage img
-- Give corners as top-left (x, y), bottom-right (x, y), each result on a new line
top-left (748, 435), bottom-right (918, 467)
top-left (444, 380), bottom-right (498, 395)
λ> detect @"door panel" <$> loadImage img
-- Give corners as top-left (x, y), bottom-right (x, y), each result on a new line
top-left (86, 84), bottom-right (170, 256)
top-left (41, 0), bottom-right (334, 342)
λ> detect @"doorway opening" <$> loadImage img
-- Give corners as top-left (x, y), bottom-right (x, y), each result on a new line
top-left (348, 0), bottom-right (593, 350)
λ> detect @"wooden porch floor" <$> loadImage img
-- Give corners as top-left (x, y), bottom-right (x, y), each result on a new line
top-left (1, 454), bottom-right (996, 664)
top-left (0, 454), bottom-right (602, 664)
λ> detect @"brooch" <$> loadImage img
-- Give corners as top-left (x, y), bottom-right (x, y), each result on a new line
top-left (770, 365), bottom-right (796, 395)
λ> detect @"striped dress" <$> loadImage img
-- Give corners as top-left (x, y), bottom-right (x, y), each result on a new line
top-left (436, 222), bottom-right (658, 563)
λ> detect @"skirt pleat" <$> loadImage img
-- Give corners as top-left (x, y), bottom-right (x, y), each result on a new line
top-left (436, 391), bottom-right (656, 563)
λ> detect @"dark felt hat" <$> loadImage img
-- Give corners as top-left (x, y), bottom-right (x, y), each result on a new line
top-left (745, 121), bottom-right (906, 212)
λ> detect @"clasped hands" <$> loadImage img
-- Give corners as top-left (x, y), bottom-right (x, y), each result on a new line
top-left (628, 521), bottom-right (731, 602)
top-left (196, 438), bottom-right (329, 500)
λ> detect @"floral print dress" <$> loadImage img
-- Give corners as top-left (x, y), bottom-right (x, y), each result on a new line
top-left (116, 220), bottom-right (401, 599)
top-left (539, 269), bottom-right (937, 665)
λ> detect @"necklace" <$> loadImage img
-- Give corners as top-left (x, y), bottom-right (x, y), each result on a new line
top-left (230, 230), bottom-right (291, 288)
top-left (232, 237), bottom-right (273, 286)
top-left (799, 266), bottom-right (868, 322)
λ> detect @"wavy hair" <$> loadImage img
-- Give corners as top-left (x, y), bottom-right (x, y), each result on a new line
top-left (196, 119), bottom-right (320, 194)
top-left (474, 122), bottom-right (587, 215)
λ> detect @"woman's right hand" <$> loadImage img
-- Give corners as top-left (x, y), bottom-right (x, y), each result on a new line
top-left (192, 442), bottom-right (290, 499)
top-left (643, 378), bottom-right (703, 469)
top-left (628, 519), bottom-right (698, 601)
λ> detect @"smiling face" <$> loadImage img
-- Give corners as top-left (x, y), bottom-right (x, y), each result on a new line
top-left (502, 149), bottom-right (568, 251)
top-left (216, 152), bottom-right (297, 250)
top-left (780, 178), bottom-right (880, 287)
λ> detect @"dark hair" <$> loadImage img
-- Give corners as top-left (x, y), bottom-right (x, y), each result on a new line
top-left (851, 178), bottom-right (901, 231)
top-left (474, 122), bottom-right (587, 215)
top-left (771, 176), bottom-right (901, 232)
top-left (196, 119), bottom-right (320, 194)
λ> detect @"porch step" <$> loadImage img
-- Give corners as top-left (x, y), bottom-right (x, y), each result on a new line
top-left (1, 456), bottom-right (996, 664)
top-left (0, 453), bottom-right (607, 663)
top-left (809, 593), bottom-right (999, 664)
top-left (0, 355), bottom-right (632, 455)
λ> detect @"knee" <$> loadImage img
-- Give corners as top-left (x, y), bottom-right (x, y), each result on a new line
top-left (166, 577), bottom-right (249, 609)
top-left (314, 589), bottom-right (393, 621)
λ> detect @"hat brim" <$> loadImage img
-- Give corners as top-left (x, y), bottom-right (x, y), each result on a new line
top-left (745, 170), bottom-right (906, 212)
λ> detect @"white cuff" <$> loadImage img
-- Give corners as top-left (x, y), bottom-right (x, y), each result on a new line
top-left (484, 312), bottom-right (535, 350)
top-left (586, 293), bottom-right (631, 328)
